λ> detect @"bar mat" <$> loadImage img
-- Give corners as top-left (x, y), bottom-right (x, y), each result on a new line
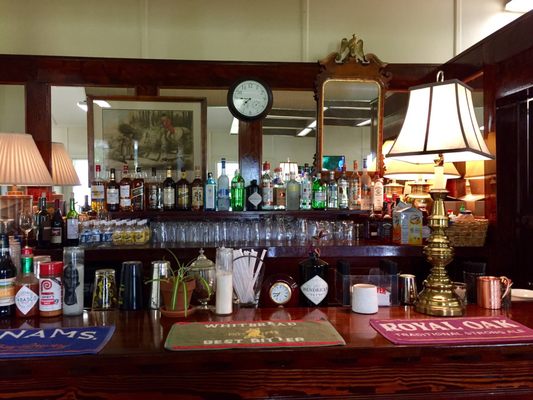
top-left (165, 320), bottom-right (345, 351)
top-left (0, 326), bottom-right (115, 358)
top-left (370, 316), bottom-right (533, 345)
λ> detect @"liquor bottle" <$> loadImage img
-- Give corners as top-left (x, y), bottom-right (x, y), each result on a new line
top-left (349, 160), bottom-right (361, 210)
top-left (0, 233), bottom-right (17, 317)
top-left (380, 201), bottom-right (393, 241)
top-left (147, 167), bottom-right (162, 211)
top-left (299, 251), bottom-right (329, 307)
top-left (162, 166), bottom-right (176, 211)
top-left (176, 169), bottom-right (191, 211)
top-left (106, 168), bottom-right (120, 212)
top-left (372, 172), bottom-right (384, 213)
top-left (132, 166), bottom-right (145, 211)
top-left (119, 164), bottom-right (133, 212)
top-left (65, 193), bottom-right (79, 246)
top-left (246, 179), bottom-right (262, 211)
top-left (286, 171), bottom-right (301, 211)
top-left (14, 246), bottom-right (38, 318)
top-left (81, 195), bottom-right (92, 213)
top-left (191, 166), bottom-right (204, 211)
top-left (337, 167), bottom-right (350, 210)
top-left (217, 158), bottom-right (230, 211)
top-left (311, 172), bottom-right (326, 210)
top-left (272, 168), bottom-right (286, 210)
top-left (50, 198), bottom-right (63, 247)
top-left (299, 164), bottom-right (312, 210)
top-left (326, 170), bottom-right (339, 210)
top-left (230, 169), bottom-right (245, 211)
top-left (366, 205), bottom-right (381, 239)
top-left (90, 164), bottom-right (106, 213)
top-left (360, 158), bottom-right (372, 211)
top-left (260, 162), bottom-right (274, 210)
top-left (36, 193), bottom-right (51, 248)
top-left (204, 172), bottom-right (217, 211)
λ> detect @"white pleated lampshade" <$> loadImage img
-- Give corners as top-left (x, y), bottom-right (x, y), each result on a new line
top-left (0, 132), bottom-right (53, 186)
top-left (52, 142), bottom-right (81, 186)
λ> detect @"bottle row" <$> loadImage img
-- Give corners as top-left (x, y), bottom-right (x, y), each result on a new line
top-left (86, 157), bottom-right (388, 214)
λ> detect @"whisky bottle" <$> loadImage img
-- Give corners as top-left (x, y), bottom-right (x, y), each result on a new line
top-left (349, 160), bottom-right (361, 210)
top-left (132, 166), bottom-right (145, 211)
top-left (372, 173), bottom-right (384, 213)
top-left (360, 158), bottom-right (372, 211)
top-left (176, 169), bottom-right (191, 211)
top-left (90, 164), bottom-right (106, 213)
top-left (162, 166), bottom-right (176, 211)
top-left (191, 166), bottom-right (204, 211)
top-left (326, 170), bottom-right (338, 210)
top-left (147, 167), bottom-right (162, 211)
top-left (106, 168), bottom-right (120, 212)
top-left (119, 164), bottom-right (133, 212)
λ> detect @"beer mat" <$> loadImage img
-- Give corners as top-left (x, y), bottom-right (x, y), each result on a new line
top-left (370, 316), bottom-right (533, 345)
top-left (165, 320), bottom-right (346, 351)
top-left (0, 326), bottom-right (115, 358)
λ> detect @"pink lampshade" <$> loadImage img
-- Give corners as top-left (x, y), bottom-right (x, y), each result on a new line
top-left (0, 132), bottom-right (53, 186)
top-left (52, 142), bottom-right (81, 186)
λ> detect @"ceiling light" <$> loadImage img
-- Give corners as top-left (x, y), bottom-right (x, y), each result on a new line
top-left (230, 117), bottom-right (239, 135)
top-left (76, 100), bottom-right (88, 112)
top-left (505, 0), bottom-right (533, 12)
top-left (297, 120), bottom-right (316, 137)
top-left (77, 99), bottom-right (111, 113)
top-left (356, 119), bottom-right (371, 127)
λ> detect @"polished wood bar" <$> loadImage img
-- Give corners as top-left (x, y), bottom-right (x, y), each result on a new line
top-left (1, 303), bottom-right (532, 399)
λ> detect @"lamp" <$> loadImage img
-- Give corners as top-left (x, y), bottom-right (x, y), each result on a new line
top-left (386, 72), bottom-right (494, 317)
top-left (0, 132), bottom-right (53, 221)
top-left (52, 142), bottom-right (81, 186)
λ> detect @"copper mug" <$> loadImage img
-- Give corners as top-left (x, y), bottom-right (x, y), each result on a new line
top-left (476, 276), bottom-right (512, 309)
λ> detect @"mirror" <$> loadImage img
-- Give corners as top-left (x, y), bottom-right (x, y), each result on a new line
top-left (316, 47), bottom-right (390, 174)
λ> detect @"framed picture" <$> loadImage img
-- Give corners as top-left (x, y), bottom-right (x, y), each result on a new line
top-left (88, 96), bottom-right (207, 181)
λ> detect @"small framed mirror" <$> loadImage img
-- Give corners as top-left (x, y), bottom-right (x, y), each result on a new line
top-left (316, 39), bottom-right (390, 175)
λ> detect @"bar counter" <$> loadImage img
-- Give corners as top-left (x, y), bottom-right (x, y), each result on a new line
top-left (1, 303), bottom-right (532, 399)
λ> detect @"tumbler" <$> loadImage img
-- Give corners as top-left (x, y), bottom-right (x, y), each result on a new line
top-left (119, 261), bottom-right (144, 310)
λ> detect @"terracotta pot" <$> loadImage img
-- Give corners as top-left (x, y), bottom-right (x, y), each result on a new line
top-left (160, 278), bottom-right (196, 313)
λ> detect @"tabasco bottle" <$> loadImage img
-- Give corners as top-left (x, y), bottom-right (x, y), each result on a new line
top-left (14, 247), bottom-right (39, 318)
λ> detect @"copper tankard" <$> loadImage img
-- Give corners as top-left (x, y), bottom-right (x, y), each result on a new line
top-left (476, 276), bottom-right (512, 309)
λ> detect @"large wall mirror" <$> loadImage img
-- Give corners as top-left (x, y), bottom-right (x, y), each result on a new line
top-left (316, 50), bottom-right (391, 174)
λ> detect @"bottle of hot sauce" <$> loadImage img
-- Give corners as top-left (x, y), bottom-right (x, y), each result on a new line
top-left (14, 247), bottom-right (39, 318)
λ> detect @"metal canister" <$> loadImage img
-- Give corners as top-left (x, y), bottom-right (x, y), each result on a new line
top-left (148, 261), bottom-right (171, 309)
top-left (399, 274), bottom-right (418, 305)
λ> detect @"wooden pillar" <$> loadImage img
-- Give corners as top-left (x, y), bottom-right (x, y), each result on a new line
top-left (25, 81), bottom-right (52, 172)
top-left (238, 120), bottom-right (262, 184)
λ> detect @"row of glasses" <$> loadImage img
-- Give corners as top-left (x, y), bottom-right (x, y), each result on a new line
top-left (151, 217), bottom-right (362, 247)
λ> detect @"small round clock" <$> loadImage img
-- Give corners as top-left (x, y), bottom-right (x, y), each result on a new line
top-left (261, 274), bottom-right (299, 307)
top-left (227, 78), bottom-right (273, 121)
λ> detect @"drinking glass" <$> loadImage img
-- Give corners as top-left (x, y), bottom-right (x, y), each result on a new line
top-left (18, 210), bottom-right (34, 247)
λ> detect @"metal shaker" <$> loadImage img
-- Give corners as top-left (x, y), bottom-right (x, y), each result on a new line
top-left (148, 261), bottom-right (171, 309)
top-left (399, 274), bottom-right (418, 305)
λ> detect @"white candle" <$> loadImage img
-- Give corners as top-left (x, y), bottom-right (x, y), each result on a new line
top-left (433, 165), bottom-right (445, 190)
top-left (215, 271), bottom-right (233, 315)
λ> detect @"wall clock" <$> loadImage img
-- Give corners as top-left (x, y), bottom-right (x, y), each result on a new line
top-left (261, 273), bottom-right (299, 307)
top-left (227, 78), bottom-right (273, 121)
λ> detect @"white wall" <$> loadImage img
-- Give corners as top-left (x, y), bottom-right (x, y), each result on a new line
top-left (0, 85), bottom-right (25, 133)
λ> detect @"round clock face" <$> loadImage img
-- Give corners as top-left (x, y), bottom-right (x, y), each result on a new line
top-left (269, 282), bottom-right (292, 305)
top-left (228, 79), bottom-right (273, 121)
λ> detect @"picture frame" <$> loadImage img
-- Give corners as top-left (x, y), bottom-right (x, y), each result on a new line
top-left (88, 95), bottom-right (207, 181)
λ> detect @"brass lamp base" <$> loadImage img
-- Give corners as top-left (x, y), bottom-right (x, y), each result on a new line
top-left (415, 189), bottom-right (465, 317)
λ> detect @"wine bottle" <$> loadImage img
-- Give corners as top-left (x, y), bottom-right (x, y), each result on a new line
top-left (217, 158), bottom-right (230, 211)
top-left (299, 251), bottom-right (329, 307)
top-left (230, 169), bottom-right (245, 211)
top-left (106, 168), bottom-right (120, 212)
top-left (191, 166), bottom-right (204, 211)
top-left (36, 194), bottom-right (51, 248)
top-left (176, 169), bottom-right (191, 211)
top-left (204, 172), bottom-right (217, 211)
top-left (65, 193), bottom-right (79, 246)
top-left (50, 198), bottom-right (63, 247)
top-left (0, 232), bottom-right (17, 317)
top-left (162, 166), bottom-right (176, 211)
top-left (119, 164), bottom-right (133, 212)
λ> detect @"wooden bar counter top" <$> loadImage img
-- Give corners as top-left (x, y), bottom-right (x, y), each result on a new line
top-left (1, 303), bottom-right (532, 399)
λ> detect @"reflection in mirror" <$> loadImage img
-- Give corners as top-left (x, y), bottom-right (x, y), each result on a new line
top-left (51, 86), bottom-right (135, 205)
top-left (262, 90), bottom-right (316, 174)
top-left (0, 85), bottom-right (25, 195)
top-left (321, 80), bottom-right (379, 172)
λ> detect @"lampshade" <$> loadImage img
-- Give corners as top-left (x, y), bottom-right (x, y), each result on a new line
top-left (386, 74), bottom-right (494, 164)
top-left (382, 140), bottom-right (460, 180)
top-left (52, 142), bottom-right (81, 186)
top-left (0, 132), bottom-right (53, 186)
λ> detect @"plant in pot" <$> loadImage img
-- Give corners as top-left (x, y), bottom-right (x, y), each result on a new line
top-left (156, 249), bottom-right (211, 318)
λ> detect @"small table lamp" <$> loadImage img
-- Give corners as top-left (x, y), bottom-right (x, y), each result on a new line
top-left (386, 72), bottom-right (494, 317)
top-left (52, 142), bottom-right (81, 186)
top-left (0, 132), bottom-right (53, 222)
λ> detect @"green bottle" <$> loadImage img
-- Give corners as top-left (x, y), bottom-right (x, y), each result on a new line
top-left (312, 172), bottom-right (327, 210)
top-left (66, 193), bottom-right (79, 246)
top-left (230, 169), bottom-right (245, 211)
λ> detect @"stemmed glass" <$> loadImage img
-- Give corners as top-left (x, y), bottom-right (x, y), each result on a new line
top-left (18, 210), bottom-right (34, 247)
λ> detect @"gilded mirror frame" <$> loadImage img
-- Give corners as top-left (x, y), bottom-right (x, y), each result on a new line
top-left (316, 49), bottom-right (391, 175)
